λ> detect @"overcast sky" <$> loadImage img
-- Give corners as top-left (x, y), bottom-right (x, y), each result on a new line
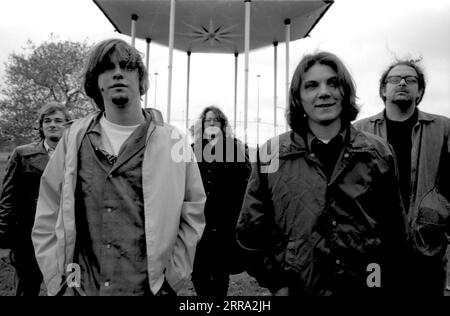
top-left (0, 0), bottom-right (449, 145)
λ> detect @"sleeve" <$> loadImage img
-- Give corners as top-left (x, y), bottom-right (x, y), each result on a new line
top-left (445, 125), bottom-right (450, 201)
top-left (445, 125), bottom-right (450, 235)
top-left (243, 143), bottom-right (252, 182)
top-left (165, 143), bottom-right (206, 292)
top-left (236, 148), bottom-right (288, 294)
top-left (0, 149), bottom-right (21, 248)
top-left (32, 134), bottom-right (67, 296)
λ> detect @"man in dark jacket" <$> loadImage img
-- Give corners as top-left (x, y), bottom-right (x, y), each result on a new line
top-left (236, 51), bottom-right (409, 296)
top-left (0, 102), bottom-right (70, 295)
top-left (191, 106), bottom-right (252, 297)
top-left (354, 59), bottom-right (450, 295)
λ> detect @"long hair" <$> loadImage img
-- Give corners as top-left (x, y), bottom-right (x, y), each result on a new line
top-left (192, 105), bottom-right (232, 142)
top-left (37, 102), bottom-right (71, 139)
top-left (286, 51), bottom-right (359, 132)
top-left (82, 38), bottom-right (149, 110)
top-left (378, 59), bottom-right (426, 105)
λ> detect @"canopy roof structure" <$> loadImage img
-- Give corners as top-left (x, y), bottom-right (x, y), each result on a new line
top-left (94, 0), bottom-right (333, 54)
top-left (93, 0), bottom-right (334, 143)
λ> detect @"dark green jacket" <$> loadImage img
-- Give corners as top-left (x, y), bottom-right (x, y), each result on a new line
top-left (0, 141), bottom-right (48, 252)
top-left (236, 127), bottom-right (408, 295)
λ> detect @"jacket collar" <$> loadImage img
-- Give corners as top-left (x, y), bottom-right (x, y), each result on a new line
top-left (20, 140), bottom-right (48, 156)
top-left (369, 109), bottom-right (434, 124)
top-left (278, 125), bottom-right (372, 158)
top-left (68, 109), bottom-right (159, 155)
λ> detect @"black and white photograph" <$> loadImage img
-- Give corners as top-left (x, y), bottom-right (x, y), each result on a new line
top-left (0, 0), bottom-right (449, 304)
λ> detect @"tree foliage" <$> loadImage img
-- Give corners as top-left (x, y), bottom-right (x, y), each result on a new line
top-left (0, 36), bottom-right (96, 144)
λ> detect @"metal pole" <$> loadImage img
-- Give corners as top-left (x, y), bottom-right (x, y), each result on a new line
top-left (285, 19), bottom-right (291, 132)
top-left (244, 0), bottom-right (251, 144)
top-left (131, 14), bottom-right (138, 47)
top-left (186, 51), bottom-right (191, 131)
top-left (257, 74), bottom-right (261, 145)
top-left (154, 71), bottom-right (158, 108)
top-left (144, 38), bottom-right (151, 108)
top-left (273, 41), bottom-right (278, 137)
top-left (234, 52), bottom-right (238, 134)
top-left (167, 0), bottom-right (176, 124)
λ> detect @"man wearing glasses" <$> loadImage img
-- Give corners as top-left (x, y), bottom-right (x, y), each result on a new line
top-left (355, 59), bottom-right (450, 295)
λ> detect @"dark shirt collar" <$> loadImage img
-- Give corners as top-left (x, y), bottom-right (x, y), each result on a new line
top-left (385, 108), bottom-right (419, 127)
top-left (306, 125), bottom-right (348, 152)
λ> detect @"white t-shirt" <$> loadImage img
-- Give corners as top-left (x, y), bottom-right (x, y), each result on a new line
top-left (318, 138), bottom-right (331, 144)
top-left (100, 115), bottom-right (140, 156)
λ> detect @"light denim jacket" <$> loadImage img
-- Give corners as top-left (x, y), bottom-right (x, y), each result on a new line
top-left (32, 111), bottom-right (206, 295)
top-left (354, 110), bottom-right (450, 257)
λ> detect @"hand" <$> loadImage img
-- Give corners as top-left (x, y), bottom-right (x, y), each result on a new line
top-left (0, 248), bottom-right (12, 265)
top-left (273, 287), bottom-right (289, 296)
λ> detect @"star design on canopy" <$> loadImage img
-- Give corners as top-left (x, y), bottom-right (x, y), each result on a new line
top-left (181, 19), bottom-right (241, 47)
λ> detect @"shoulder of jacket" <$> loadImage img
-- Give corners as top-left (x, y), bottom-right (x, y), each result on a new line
top-left (354, 112), bottom-right (383, 127)
top-left (158, 123), bottom-right (188, 139)
top-left (14, 141), bottom-right (44, 156)
top-left (354, 129), bottom-right (392, 158)
top-left (65, 113), bottom-right (98, 135)
top-left (419, 111), bottom-right (450, 134)
top-left (258, 133), bottom-right (289, 161)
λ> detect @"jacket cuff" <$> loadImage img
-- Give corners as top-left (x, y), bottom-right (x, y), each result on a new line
top-left (266, 273), bottom-right (289, 294)
top-left (165, 271), bottom-right (186, 294)
top-left (45, 273), bottom-right (64, 296)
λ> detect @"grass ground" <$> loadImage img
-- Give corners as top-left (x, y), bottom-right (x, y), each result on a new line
top-left (0, 152), bottom-right (448, 296)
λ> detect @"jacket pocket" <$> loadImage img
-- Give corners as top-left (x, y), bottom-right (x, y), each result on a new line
top-left (413, 189), bottom-right (450, 256)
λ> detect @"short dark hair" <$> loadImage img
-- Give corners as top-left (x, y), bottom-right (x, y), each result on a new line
top-left (287, 51), bottom-right (359, 131)
top-left (37, 102), bottom-right (71, 139)
top-left (83, 38), bottom-right (149, 110)
top-left (379, 59), bottom-right (426, 105)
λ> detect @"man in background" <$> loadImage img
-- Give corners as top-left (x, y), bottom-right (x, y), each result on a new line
top-left (0, 102), bottom-right (70, 295)
top-left (355, 59), bottom-right (450, 295)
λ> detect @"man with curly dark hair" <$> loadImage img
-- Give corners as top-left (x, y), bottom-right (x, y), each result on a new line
top-left (191, 106), bottom-right (251, 297)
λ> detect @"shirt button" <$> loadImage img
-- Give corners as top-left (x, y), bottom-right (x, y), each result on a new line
top-left (104, 281), bottom-right (110, 287)
top-left (336, 259), bottom-right (341, 265)
top-left (344, 153), bottom-right (349, 158)
top-left (107, 208), bottom-right (112, 213)
top-left (106, 244), bottom-right (111, 249)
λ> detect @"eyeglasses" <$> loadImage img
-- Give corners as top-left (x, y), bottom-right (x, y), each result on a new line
top-left (204, 118), bottom-right (220, 123)
top-left (385, 76), bottom-right (419, 85)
